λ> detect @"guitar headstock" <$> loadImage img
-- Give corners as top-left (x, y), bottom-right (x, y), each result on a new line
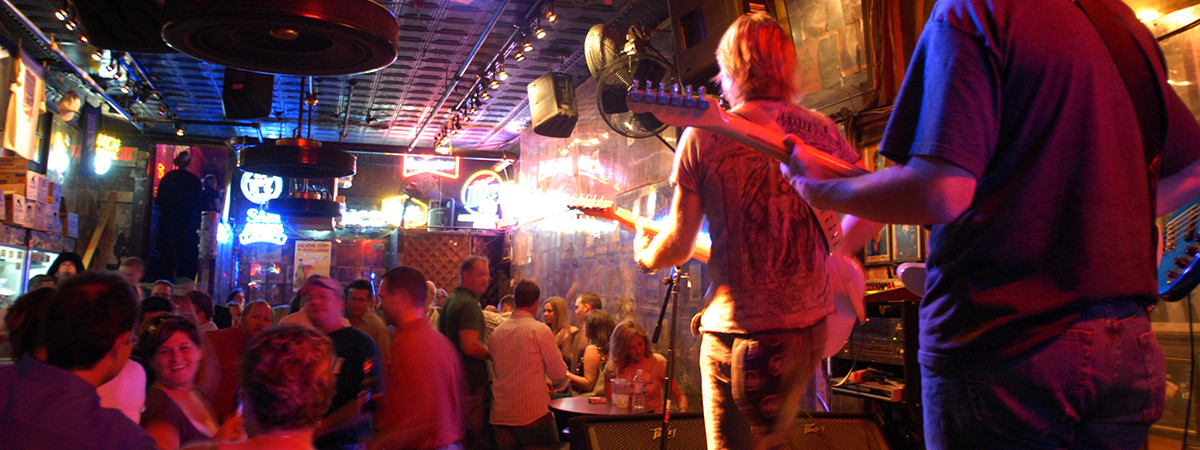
top-left (625, 80), bottom-right (722, 129)
top-left (566, 195), bottom-right (619, 221)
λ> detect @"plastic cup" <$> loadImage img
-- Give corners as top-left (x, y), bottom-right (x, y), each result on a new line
top-left (612, 378), bottom-right (630, 409)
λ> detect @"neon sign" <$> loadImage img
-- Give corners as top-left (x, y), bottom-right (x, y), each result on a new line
top-left (94, 133), bottom-right (120, 175)
top-left (461, 170), bottom-right (502, 216)
top-left (403, 155), bottom-right (460, 179)
top-left (240, 172), bottom-right (285, 205)
top-left (381, 195), bottom-right (429, 227)
top-left (239, 208), bottom-right (287, 245)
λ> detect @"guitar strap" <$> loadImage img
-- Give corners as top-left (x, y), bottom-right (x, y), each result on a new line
top-left (1075, 0), bottom-right (1166, 246)
top-left (1075, 0), bottom-right (1168, 288)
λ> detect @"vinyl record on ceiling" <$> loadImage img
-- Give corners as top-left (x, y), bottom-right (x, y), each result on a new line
top-left (161, 0), bottom-right (400, 75)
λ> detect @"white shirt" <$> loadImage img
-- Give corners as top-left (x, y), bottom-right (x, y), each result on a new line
top-left (488, 310), bottom-right (569, 426)
top-left (97, 359), bottom-right (146, 423)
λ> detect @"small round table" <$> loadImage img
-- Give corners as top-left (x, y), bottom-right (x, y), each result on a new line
top-left (549, 396), bottom-right (632, 416)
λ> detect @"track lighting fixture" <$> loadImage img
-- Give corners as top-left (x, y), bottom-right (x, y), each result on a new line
top-left (523, 41), bottom-right (533, 52)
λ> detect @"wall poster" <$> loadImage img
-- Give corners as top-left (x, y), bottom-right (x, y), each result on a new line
top-left (293, 240), bottom-right (332, 289)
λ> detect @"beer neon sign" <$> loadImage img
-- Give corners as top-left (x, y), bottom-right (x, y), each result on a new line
top-left (240, 172), bottom-right (285, 205)
top-left (239, 208), bottom-right (287, 245)
top-left (461, 170), bottom-right (502, 216)
top-left (403, 155), bottom-right (460, 179)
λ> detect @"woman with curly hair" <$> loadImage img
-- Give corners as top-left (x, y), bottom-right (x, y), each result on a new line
top-left (139, 314), bottom-right (243, 448)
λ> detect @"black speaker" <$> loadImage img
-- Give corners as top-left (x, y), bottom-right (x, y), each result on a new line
top-left (569, 412), bottom-right (890, 449)
top-left (569, 413), bottom-right (705, 450)
top-left (527, 72), bottom-right (578, 138)
top-left (427, 199), bottom-right (455, 230)
top-left (668, 0), bottom-right (786, 86)
top-left (222, 68), bottom-right (275, 119)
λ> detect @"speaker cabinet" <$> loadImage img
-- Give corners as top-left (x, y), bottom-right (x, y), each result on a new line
top-left (427, 199), bottom-right (456, 230)
top-left (222, 68), bottom-right (275, 120)
top-left (569, 413), bottom-right (706, 450)
top-left (569, 412), bottom-right (889, 449)
top-left (527, 72), bottom-right (578, 138)
top-left (668, 0), bottom-right (789, 86)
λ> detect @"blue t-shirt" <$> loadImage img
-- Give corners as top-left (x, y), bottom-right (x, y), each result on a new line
top-left (879, 0), bottom-right (1200, 367)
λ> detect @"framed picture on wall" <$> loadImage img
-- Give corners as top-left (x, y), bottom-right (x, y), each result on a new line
top-left (865, 224), bottom-right (890, 264)
top-left (891, 224), bottom-right (923, 262)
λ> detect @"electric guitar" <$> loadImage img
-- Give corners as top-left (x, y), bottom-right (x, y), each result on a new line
top-left (624, 81), bottom-right (868, 357)
top-left (566, 196), bottom-right (710, 264)
top-left (1159, 197), bottom-right (1200, 302)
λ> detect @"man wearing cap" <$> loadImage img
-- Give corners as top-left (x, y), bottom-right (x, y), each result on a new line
top-left (154, 151), bottom-right (203, 280)
top-left (301, 275), bottom-right (383, 449)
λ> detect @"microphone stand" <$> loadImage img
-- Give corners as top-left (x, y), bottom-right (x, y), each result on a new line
top-left (651, 266), bottom-right (685, 450)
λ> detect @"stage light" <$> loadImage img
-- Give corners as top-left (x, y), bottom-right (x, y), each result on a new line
top-left (514, 51), bottom-right (525, 61)
top-left (522, 41), bottom-right (533, 52)
top-left (496, 63), bottom-right (508, 81)
top-left (534, 26), bottom-right (546, 40)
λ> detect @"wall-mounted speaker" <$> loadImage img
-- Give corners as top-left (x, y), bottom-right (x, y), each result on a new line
top-left (222, 68), bottom-right (274, 120)
top-left (668, 0), bottom-right (788, 87)
top-left (527, 72), bottom-right (578, 138)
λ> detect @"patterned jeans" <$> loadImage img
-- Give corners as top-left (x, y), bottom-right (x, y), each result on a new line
top-left (700, 319), bottom-right (827, 450)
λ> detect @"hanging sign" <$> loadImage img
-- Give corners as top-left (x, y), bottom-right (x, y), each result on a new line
top-left (403, 155), bottom-right (460, 179)
top-left (239, 208), bottom-right (287, 245)
top-left (240, 172), bottom-right (285, 205)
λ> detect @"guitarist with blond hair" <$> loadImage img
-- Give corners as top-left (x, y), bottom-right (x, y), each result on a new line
top-left (632, 11), bottom-right (879, 450)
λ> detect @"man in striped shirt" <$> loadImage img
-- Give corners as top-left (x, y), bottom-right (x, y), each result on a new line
top-left (488, 280), bottom-right (569, 449)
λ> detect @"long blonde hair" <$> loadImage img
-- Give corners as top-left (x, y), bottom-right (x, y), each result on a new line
top-left (543, 296), bottom-right (571, 333)
top-left (609, 319), bottom-right (654, 370)
top-left (715, 12), bottom-right (801, 106)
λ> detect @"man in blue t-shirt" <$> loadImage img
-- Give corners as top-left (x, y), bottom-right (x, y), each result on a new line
top-left (782, 1), bottom-right (1200, 448)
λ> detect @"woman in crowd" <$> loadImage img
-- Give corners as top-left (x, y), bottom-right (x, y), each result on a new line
top-left (140, 314), bottom-right (243, 448)
top-left (1, 287), bottom-right (55, 360)
top-left (226, 289), bottom-right (245, 328)
top-left (567, 309), bottom-right (615, 396)
top-left (605, 319), bottom-right (687, 413)
top-left (45, 252), bottom-right (84, 285)
top-left (542, 296), bottom-right (576, 366)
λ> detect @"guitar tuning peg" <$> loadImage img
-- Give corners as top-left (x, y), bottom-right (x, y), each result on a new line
top-left (670, 84), bottom-right (683, 106)
top-left (697, 86), bottom-right (709, 110)
top-left (628, 79), bottom-right (644, 103)
top-left (684, 85), bottom-right (697, 108)
top-left (657, 82), bottom-right (669, 105)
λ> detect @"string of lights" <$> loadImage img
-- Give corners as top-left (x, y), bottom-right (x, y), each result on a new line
top-left (431, 0), bottom-right (558, 154)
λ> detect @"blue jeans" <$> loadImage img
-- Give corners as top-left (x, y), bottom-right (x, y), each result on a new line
top-left (921, 301), bottom-right (1165, 450)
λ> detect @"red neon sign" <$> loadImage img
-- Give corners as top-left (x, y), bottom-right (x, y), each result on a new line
top-left (403, 155), bottom-right (460, 179)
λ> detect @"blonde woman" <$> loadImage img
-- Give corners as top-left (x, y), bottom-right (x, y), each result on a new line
top-left (541, 296), bottom-right (576, 367)
top-left (604, 319), bottom-right (685, 413)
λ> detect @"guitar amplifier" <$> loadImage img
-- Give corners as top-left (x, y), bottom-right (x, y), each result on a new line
top-left (569, 412), bottom-right (890, 449)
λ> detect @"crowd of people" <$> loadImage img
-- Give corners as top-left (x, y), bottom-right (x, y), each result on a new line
top-left (0, 252), bottom-right (684, 450)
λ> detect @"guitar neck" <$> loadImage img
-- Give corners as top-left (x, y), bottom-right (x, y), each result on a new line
top-left (607, 208), bottom-right (711, 264)
top-left (707, 112), bottom-right (868, 178)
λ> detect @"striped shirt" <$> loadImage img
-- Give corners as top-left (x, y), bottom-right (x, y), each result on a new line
top-left (489, 310), bottom-right (569, 426)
